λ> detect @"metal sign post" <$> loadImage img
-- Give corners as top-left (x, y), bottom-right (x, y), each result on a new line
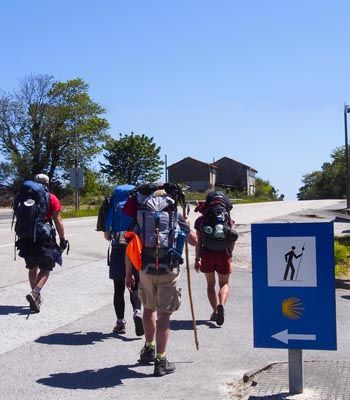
top-left (70, 167), bottom-right (84, 210)
top-left (251, 222), bottom-right (336, 395)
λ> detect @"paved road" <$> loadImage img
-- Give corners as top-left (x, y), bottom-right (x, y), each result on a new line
top-left (0, 199), bottom-right (349, 400)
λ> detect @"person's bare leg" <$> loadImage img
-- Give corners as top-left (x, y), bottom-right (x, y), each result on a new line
top-left (218, 273), bottom-right (230, 305)
top-left (28, 267), bottom-right (39, 289)
top-left (142, 308), bottom-right (156, 343)
top-left (155, 311), bottom-right (171, 354)
top-left (34, 270), bottom-right (50, 290)
top-left (204, 272), bottom-right (217, 313)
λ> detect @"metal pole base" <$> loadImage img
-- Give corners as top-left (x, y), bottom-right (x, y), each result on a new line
top-left (288, 349), bottom-right (304, 394)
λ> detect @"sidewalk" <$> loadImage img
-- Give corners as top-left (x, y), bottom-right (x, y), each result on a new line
top-left (228, 360), bottom-right (350, 399)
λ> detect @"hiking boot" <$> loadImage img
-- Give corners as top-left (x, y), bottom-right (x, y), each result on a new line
top-left (113, 321), bottom-right (126, 334)
top-left (154, 357), bottom-right (176, 377)
top-left (216, 304), bottom-right (224, 326)
top-left (26, 293), bottom-right (40, 313)
top-left (139, 343), bottom-right (155, 364)
top-left (209, 312), bottom-right (217, 322)
top-left (133, 310), bottom-right (144, 337)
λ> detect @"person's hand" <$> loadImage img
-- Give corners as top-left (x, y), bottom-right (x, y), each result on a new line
top-left (104, 231), bottom-right (111, 241)
top-left (194, 259), bottom-right (201, 273)
top-left (59, 238), bottom-right (68, 252)
top-left (125, 274), bottom-right (135, 292)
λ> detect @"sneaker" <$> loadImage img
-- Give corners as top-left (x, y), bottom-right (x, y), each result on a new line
top-left (26, 292), bottom-right (40, 313)
top-left (139, 343), bottom-right (155, 364)
top-left (154, 357), bottom-right (176, 377)
top-left (216, 304), bottom-right (224, 326)
top-left (209, 312), bottom-right (217, 322)
top-left (113, 321), bottom-right (126, 334)
top-left (133, 311), bottom-right (144, 337)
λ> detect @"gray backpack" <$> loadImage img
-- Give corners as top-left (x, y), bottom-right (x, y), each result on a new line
top-left (136, 192), bottom-right (182, 269)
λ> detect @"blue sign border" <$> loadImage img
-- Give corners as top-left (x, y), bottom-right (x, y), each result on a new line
top-left (252, 222), bottom-right (337, 350)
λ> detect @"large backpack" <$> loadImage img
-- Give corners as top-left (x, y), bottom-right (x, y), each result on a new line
top-left (200, 191), bottom-right (238, 252)
top-left (104, 184), bottom-right (135, 236)
top-left (12, 180), bottom-right (50, 242)
top-left (131, 183), bottom-right (186, 269)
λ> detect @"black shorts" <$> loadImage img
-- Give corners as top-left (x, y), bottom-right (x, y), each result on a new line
top-left (25, 255), bottom-right (55, 271)
top-left (18, 237), bottom-right (62, 271)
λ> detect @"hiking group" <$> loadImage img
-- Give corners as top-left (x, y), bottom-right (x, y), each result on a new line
top-left (99, 184), bottom-right (238, 376)
top-left (13, 176), bottom-right (238, 377)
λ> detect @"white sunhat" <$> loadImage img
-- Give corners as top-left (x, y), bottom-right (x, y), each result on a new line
top-left (34, 173), bottom-right (50, 185)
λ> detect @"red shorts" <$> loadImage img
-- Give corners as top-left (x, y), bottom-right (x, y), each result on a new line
top-left (200, 251), bottom-right (232, 275)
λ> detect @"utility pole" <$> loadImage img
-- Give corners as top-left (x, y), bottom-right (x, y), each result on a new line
top-left (344, 104), bottom-right (350, 209)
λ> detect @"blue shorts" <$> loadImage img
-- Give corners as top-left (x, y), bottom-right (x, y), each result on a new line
top-left (109, 245), bottom-right (126, 280)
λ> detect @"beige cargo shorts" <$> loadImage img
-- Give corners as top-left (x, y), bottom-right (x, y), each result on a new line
top-left (138, 268), bottom-right (181, 313)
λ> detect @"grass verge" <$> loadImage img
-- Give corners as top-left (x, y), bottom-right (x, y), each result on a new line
top-left (334, 236), bottom-right (350, 279)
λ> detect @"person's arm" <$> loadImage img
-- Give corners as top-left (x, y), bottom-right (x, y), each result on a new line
top-left (125, 254), bottom-right (135, 292)
top-left (52, 211), bottom-right (65, 240)
top-left (194, 229), bottom-right (202, 273)
top-left (178, 213), bottom-right (197, 246)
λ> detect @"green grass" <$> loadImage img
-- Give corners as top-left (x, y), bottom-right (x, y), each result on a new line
top-left (61, 206), bottom-right (99, 219)
top-left (334, 236), bottom-right (350, 278)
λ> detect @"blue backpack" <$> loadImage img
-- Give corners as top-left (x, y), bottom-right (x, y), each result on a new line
top-left (104, 184), bottom-right (135, 235)
top-left (13, 180), bottom-right (50, 242)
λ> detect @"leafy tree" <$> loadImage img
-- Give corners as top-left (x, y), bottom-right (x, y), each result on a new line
top-left (297, 146), bottom-right (346, 199)
top-left (255, 177), bottom-right (278, 199)
top-left (81, 168), bottom-right (111, 197)
top-left (100, 132), bottom-right (164, 185)
top-left (0, 74), bottom-right (109, 185)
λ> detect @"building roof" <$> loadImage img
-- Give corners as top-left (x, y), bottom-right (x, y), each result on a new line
top-left (167, 156), bottom-right (219, 169)
top-left (213, 156), bottom-right (258, 173)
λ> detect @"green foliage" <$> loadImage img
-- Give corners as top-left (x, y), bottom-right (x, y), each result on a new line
top-left (81, 168), bottom-right (111, 197)
top-left (297, 146), bottom-right (346, 200)
top-left (100, 132), bottom-right (164, 185)
top-left (334, 237), bottom-right (350, 278)
top-left (0, 74), bottom-right (109, 185)
top-left (254, 177), bottom-right (279, 200)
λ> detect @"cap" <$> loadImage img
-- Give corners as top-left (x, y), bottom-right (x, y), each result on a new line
top-left (34, 173), bottom-right (49, 185)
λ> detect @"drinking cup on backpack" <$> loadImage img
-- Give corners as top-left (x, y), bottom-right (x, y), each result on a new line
top-left (203, 226), bottom-right (213, 235)
top-left (175, 230), bottom-right (186, 255)
top-left (213, 224), bottom-right (225, 239)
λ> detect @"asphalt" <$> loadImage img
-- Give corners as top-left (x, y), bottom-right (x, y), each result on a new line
top-left (1, 200), bottom-right (350, 400)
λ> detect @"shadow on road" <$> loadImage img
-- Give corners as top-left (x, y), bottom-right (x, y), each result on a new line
top-left (36, 331), bottom-right (118, 346)
top-left (0, 305), bottom-right (29, 315)
top-left (37, 363), bottom-right (149, 389)
top-left (248, 394), bottom-right (290, 399)
top-left (170, 319), bottom-right (219, 330)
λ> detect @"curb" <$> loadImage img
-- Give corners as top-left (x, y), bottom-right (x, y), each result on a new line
top-left (243, 362), bottom-right (283, 383)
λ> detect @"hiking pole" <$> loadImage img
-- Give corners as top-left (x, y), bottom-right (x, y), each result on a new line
top-left (183, 203), bottom-right (199, 351)
top-left (295, 244), bottom-right (305, 281)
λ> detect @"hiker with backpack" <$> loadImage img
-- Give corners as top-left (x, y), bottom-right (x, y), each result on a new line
top-left (99, 184), bottom-right (144, 336)
top-left (124, 183), bottom-right (197, 377)
top-left (13, 174), bottom-right (68, 313)
top-left (194, 191), bottom-right (238, 326)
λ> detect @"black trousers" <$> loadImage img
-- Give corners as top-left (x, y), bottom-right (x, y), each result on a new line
top-left (113, 275), bottom-right (141, 320)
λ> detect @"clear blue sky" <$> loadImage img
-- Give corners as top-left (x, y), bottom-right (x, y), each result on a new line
top-left (1, 0), bottom-right (349, 199)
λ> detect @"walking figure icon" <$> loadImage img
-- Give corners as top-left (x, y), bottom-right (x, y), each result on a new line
top-left (283, 245), bottom-right (305, 281)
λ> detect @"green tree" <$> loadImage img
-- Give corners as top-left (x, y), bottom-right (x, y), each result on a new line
top-left (81, 168), bottom-right (111, 197)
top-left (100, 132), bottom-right (164, 185)
top-left (255, 177), bottom-right (278, 199)
top-left (297, 146), bottom-right (346, 200)
top-left (0, 74), bottom-right (109, 185)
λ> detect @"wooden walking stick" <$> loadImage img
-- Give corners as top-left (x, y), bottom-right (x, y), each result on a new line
top-left (183, 202), bottom-right (199, 350)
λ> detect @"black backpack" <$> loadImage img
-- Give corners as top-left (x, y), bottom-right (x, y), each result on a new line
top-left (201, 191), bottom-right (238, 252)
top-left (12, 180), bottom-right (50, 242)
